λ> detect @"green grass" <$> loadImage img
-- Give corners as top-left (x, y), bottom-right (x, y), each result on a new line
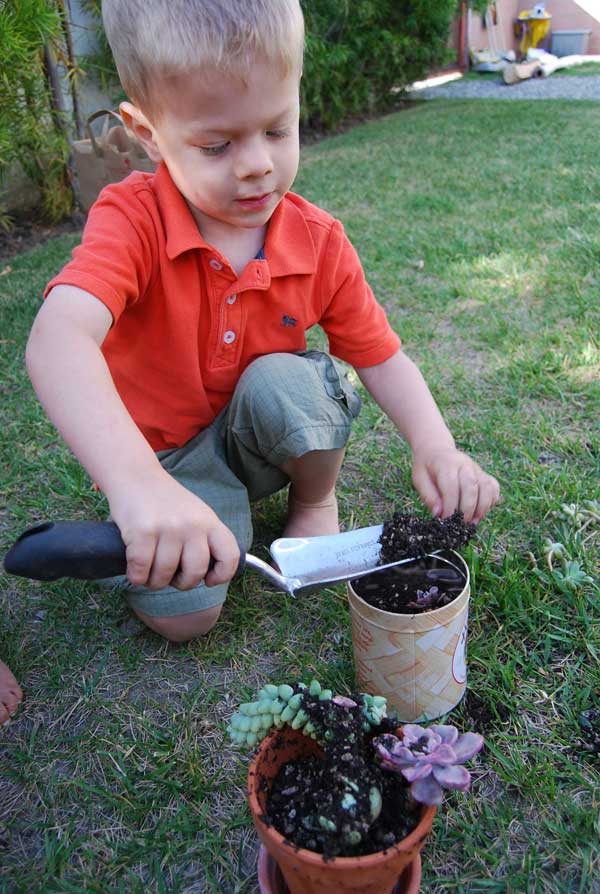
top-left (1, 99), bottom-right (599, 893)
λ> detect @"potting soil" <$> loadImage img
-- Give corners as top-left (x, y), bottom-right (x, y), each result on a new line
top-left (263, 693), bottom-right (420, 858)
top-left (352, 557), bottom-right (465, 613)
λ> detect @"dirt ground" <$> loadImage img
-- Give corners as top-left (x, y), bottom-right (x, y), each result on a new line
top-left (0, 209), bottom-right (85, 262)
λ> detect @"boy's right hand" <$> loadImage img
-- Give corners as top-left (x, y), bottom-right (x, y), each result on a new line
top-left (106, 470), bottom-right (240, 590)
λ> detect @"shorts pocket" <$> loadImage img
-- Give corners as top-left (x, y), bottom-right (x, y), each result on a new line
top-left (298, 350), bottom-right (362, 419)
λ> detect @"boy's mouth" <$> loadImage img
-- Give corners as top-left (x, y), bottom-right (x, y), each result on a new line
top-left (236, 192), bottom-right (273, 209)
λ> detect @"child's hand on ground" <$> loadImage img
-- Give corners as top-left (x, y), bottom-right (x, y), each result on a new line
top-left (107, 470), bottom-right (240, 590)
top-left (411, 446), bottom-right (500, 523)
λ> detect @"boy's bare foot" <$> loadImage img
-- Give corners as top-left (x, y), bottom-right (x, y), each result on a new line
top-left (282, 487), bottom-right (340, 539)
top-left (0, 660), bottom-right (22, 726)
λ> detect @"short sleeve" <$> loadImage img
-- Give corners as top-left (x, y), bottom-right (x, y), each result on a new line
top-left (44, 176), bottom-right (158, 323)
top-left (318, 220), bottom-right (401, 367)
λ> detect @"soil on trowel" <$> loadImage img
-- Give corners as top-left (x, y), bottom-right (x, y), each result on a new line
top-left (379, 510), bottom-right (476, 564)
top-left (263, 690), bottom-right (420, 858)
top-left (353, 511), bottom-right (475, 614)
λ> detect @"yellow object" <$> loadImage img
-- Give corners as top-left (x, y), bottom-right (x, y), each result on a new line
top-left (517, 8), bottom-right (552, 56)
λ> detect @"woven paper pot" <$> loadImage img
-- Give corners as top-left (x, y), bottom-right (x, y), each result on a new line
top-left (348, 551), bottom-right (470, 723)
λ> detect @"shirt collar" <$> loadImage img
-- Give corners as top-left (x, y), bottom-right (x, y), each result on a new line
top-left (155, 164), bottom-right (317, 276)
top-left (156, 163), bottom-right (211, 260)
top-left (264, 193), bottom-right (317, 277)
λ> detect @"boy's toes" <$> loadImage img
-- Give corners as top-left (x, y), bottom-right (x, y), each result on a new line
top-left (1, 696), bottom-right (21, 724)
top-left (0, 661), bottom-right (23, 726)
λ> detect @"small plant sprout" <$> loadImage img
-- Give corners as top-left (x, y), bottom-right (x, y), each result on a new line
top-left (373, 724), bottom-right (484, 806)
top-left (540, 537), bottom-right (595, 593)
top-left (557, 500), bottom-right (600, 533)
top-left (537, 500), bottom-right (599, 595)
top-left (552, 560), bottom-right (595, 593)
top-left (406, 585), bottom-right (440, 611)
top-left (543, 539), bottom-right (567, 572)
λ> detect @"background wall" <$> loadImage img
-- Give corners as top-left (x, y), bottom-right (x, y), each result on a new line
top-left (458, 1), bottom-right (600, 59)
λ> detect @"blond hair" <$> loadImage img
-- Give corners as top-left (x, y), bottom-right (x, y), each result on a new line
top-left (102, 0), bottom-right (305, 118)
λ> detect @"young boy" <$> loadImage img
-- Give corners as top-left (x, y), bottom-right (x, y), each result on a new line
top-left (26, 0), bottom-right (499, 642)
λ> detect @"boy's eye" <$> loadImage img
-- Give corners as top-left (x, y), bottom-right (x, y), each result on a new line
top-left (199, 142), bottom-right (229, 156)
top-left (266, 129), bottom-right (290, 139)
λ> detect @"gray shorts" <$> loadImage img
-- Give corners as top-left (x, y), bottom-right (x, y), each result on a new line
top-left (114, 351), bottom-right (361, 617)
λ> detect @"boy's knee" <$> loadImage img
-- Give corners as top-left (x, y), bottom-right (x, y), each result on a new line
top-left (235, 352), bottom-right (299, 407)
top-left (233, 351), bottom-right (338, 424)
top-left (133, 604), bottom-right (222, 642)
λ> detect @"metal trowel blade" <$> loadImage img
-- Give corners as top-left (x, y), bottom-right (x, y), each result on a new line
top-left (269, 525), bottom-right (384, 587)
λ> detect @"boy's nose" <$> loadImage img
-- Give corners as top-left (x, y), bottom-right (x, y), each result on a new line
top-left (235, 138), bottom-right (273, 179)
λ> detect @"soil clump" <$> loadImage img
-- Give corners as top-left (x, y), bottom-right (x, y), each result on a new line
top-left (378, 510), bottom-right (476, 564)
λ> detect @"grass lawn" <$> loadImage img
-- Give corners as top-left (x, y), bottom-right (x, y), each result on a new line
top-left (1, 99), bottom-right (599, 893)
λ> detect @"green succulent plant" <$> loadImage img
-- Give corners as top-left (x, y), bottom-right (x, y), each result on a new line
top-left (227, 678), bottom-right (387, 748)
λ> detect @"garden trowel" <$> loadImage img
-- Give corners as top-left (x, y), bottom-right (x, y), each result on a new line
top-left (3, 519), bottom-right (455, 597)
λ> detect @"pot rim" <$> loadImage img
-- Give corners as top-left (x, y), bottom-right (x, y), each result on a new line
top-left (347, 549), bottom-right (470, 623)
top-left (247, 728), bottom-right (437, 869)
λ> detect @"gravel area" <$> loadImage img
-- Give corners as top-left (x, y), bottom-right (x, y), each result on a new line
top-left (410, 74), bottom-right (600, 101)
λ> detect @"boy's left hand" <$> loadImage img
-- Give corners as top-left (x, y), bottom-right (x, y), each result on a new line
top-left (411, 447), bottom-right (500, 524)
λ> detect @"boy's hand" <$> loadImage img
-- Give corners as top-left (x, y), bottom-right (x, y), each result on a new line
top-left (411, 447), bottom-right (500, 524)
top-left (107, 471), bottom-right (240, 590)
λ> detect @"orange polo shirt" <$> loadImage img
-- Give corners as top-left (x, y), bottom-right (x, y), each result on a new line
top-left (45, 163), bottom-right (401, 451)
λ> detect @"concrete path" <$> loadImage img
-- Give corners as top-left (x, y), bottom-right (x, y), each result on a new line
top-left (410, 74), bottom-right (600, 101)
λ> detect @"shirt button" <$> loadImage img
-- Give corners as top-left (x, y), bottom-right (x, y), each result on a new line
top-left (223, 330), bottom-right (236, 344)
top-left (227, 294), bottom-right (237, 305)
top-left (209, 258), bottom-right (223, 270)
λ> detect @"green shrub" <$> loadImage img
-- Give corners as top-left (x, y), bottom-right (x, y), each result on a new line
top-left (0, 0), bottom-right (74, 224)
top-left (300, 0), bottom-right (459, 130)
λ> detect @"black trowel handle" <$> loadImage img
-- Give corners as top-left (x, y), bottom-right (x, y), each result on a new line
top-left (3, 520), bottom-right (246, 582)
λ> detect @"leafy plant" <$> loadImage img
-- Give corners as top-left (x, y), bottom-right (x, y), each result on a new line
top-left (228, 679), bottom-right (482, 852)
top-left (300, 0), bottom-right (459, 131)
top-left (0, 0), bottom-right (75, 223)
top-left (535, 502), bottom-right (598, 595)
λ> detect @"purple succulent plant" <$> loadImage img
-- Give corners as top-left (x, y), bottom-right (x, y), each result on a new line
top-left (373, 724), bottom-right (484, 806)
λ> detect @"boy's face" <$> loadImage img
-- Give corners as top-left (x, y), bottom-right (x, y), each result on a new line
top-left (123, 58), bottom-right (301, 240)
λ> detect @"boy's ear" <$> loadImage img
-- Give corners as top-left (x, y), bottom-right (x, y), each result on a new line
top-left (119, 101), bottom-right (163, 163)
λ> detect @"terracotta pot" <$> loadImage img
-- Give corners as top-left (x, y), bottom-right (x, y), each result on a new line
top-left (257, 846), bottom-right (422, 894)
top-left (248, 726), bottom-right (436, 894)
top-left (348, 550), bottom-right (470, 722)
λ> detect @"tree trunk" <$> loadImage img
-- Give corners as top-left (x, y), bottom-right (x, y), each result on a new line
top-left (57, 0), bottom-right (84, 139)
top-left (42, 42), bottom-right (70, 141)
